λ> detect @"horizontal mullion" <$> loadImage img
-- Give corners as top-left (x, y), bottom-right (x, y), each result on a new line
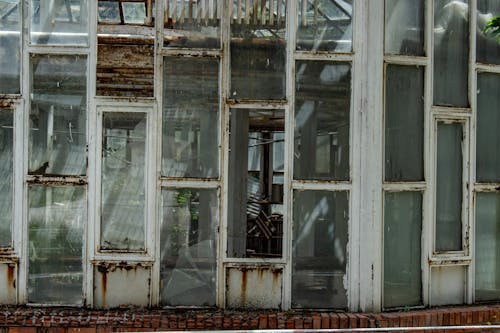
top-left (474, 183), bottom-right (500, 192)
top-left (431, 105), bottom-right (471, 115)
top-left (160, 178), bottom-right (220, 188)
top-left (476, 62), bottom-right (500, 74)
top-left (95, 97), bottom-right (155, 109)
top-left (384, 54), bottom-right (427, 66)
top-left (294, 51), bottom-right (353, 62)
top-left (226, 100), bottom-right (287, 109)
top-left (292, 180), bottom-right (351, 191)
top-left (26, 175), bottom-right (88, 186)
top-left (160, 48), bottom-right (221, 58)
top-left (28, 46), bottom-right (90, 56)
top-left (383, 182), bottom-right (426, 192)
top-left (223, 258), bottom-right (286, 265)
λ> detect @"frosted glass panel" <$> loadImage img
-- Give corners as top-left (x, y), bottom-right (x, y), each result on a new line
top-left (0, 111), bottom-right (13, 248)
top-left (160, 188), bottom-right (218, 306)
top-left (385, 65), bottom-right (424, 181)
top-left (384, 192), bottom-right (422, 308)
top-left (0, 0), bottom-right (20, 93)
top-left (475, 193), bottom-right (500, 301)
top-left (385, 0), bottom-right (424, 55)
top-left (477, 1), bottom-right (500, 65)
top-left (436, 122), bottom-right (463, 252)
top-left (434, 0), bottom-right (469, 107)
top-left (292, 190), bottom-right (348, 309)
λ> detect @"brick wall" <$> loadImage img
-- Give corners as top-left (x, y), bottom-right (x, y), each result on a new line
top-left (0, 305), bottom-right (498, 332)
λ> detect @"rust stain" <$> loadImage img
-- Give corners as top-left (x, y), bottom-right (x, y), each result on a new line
top-left (7, 265), bottom-right (14, 288)
top-left (240, 268), bottom-right (247, 306)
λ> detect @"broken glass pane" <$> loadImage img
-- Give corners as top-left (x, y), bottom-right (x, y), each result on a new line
top-left (162, 57), bottom-right (219, 178)
top-left (477, 1), bottom-right (500, 65)
top-left (385, 0), bottom-right (424, 56)
top-left (164, 0), bottom-right (221, 48)
top-left (385, 65), bottom-right (424, 182)
top-left (292, 190), bottom-right (348, 309)
top-left (29, 55), bottom-right (87, 176)
top-left (28, 185), bottom-right (85, 305)
top-left (160, 188), bottom-right (218, 306)
top-left (231, 0), bottom-right (286, 99)
top-left (0, 0), bottom-right (20, 93)
top-left (384, 191), bottom-right (422, 308)
top-left (30, 0), bottom-right (88, 45)
top-left (228, 108), bottom-right (285, 258)
top-left (475, 192), bottom-right (500, 301)
top-left (436, 122), bottom-right (463, 252)
top-left (297, 0), bottom-right (352, 52)
top-left (101, 112), bottom-right (146, 251)
top-left (477, 73), bottom-right (500, 182)
top-left (0, 110), bottom-right (13, 248)
top-left (294, 61), bottom-right (350, 181)
top-left (433, 0), bottom-right (469, 107)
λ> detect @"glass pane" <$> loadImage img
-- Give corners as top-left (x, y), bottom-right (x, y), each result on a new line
top-left (385, 65), bottom-right (424, 182)
top-left (384, 192), bottom-right (422, 308)
top-left (98, 1), bottom-right (120, 23)
top-left (294, 61), bottom-right (350, 181)
top-left (385, 0), bottom-right (424, 56)
top-left (433, 0), bottom-right (469, 107)
top-left (477, 1), bottom-right (500, 65)
top-left (28, 185), bottom-right (85, 305)
top-left (0, 0), bottom-right (20, 94)
top-left (228, 109), bottom-right (284, 258)
top-left (122, 2), bottom-right (146, 24)
top-left (477, 73), bottom-right (500, 182)
top-left (436, 122), bottom-right (463, 252)
top-left (475, 192), bottom-right (500, 301)
top-left (160, 188), bottom-right (218, 306)
top-left (30, 0), bottom-right (88, 45)
top-left (0, 110), bottom-right (13, 247)
top-left (162, 57), bottom-right (219, 178)
top-left (230, 0), bottom-right (286, 100)
top-left (292, 190), bottom-right (348, 309)
top-left (297, 0), bottom-right (352, 52)
top-left (29, 55), bottom-right (87, 176)
top-left (101, 112), bottom-right (146, 251)
top-left (164, 0), bottom-right (220, 48)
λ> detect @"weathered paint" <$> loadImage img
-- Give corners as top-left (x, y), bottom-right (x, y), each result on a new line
top-left (0, 262), bottom-right (16, 304)
top-left (430, 266), bottom-right (466, 306)
top-left (226, 266), bottom-right (282, 309)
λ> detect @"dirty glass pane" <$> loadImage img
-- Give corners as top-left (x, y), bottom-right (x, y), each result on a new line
top-left (29, 55), bottom-right (87, 176)
top-left (433, 0), bottom-right (469, 107)
top-left (294, 61), bottom-right (350, 181)
top-left (477, 73), bottom-right (500, 182)
top-left (0, 0), bottom-right (20, 94)
top-left (297, 0), bottom-right (352, 52)
top-left (436, 122), bottom-right (463, 252)
top-left (384, 192), bottom-right (422, 308)
top-left (30, 0), bottom-right (88, 45)
top-left (162, 57), bottom-right (219, 178)
top-left (475, 192), bottom-right (500, 301)
top-left (292, 190), bottom-right (348, 309)
top-left (230, 0), bottom-right (286, 100)
top-left (122, 2), bottom-right (146, 24)
top-left (164, 0), bottom-right (220, 48)
top-left (28, 185), bottom-right (85, 305)
top-left (228, 109), bottom-right (285, 258)
top-left (385, 0), bottom-right (424, 56)
top-left (477, 1), bottom-right (500, 65)
top-left (97, 1), bottom-right (120, 23)
top-left (385, 65), bottom-right (424, 182)
top-left (101, 112), bottom-right (146, 251)
top-left (160, 188), bottom-right (218, 306)
top-left (0, 111), bottom-right (13, 248)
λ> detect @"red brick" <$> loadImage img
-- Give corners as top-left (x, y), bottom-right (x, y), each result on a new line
top-left (96, 327), bottom-right (113, 333)
top-left (9, 328), bottom-right (37, 333)
top-left (68, 329), bottom-right (95, 333)
top-left (338, 313), bottom-right (348, 329)
top-left (286, 318), bottom-right (294, 329)
top-left (268, 314), bottom-right (277, 329)
top-left (258, 315), bottom-right (267, 329)
top-left (303, 316), bottom-right (312, 329)
top-left (330, 313), bottom-right (339, 328)
top-left (312, 314), bottom-right (321, 329)
top-left (294, 317), bottom-right (303, 329)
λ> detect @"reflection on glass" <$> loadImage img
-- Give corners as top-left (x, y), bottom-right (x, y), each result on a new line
top-left (385, 65), bottom-right (424, 181)
top-left (434, 0), bottom-right (469, 107)
top-left (28, 185), bottom-right (84, 305)
top-left (436, 122), bottom-right (463, 252)
top-left (29, 55), bottom-right (87, 176)
top-left (477, 1), bottom-right (500, 64)
top-left (30, 0), bottom-right (88, 45)
top-left (0, 0), bottom-right (20, 93)
top-left (294, 61), bottom-right (350, 181)
top-left (477, 73), bottom-right (500, 182)
top-left (385, 0), bottom-right (424, 55)
top-left (164, 0), bottom-right (221, 48)
top-left (228, 109), bottom-right (284, 258)
top-left (231, 0), bottom-right (286, 99)
top-left (162, 57), bottom-right (219, 178)
top-left (122, 2), bottom-right (146, 24)
top-left (384, 192), bottom-right (422, 308)
top-left (297, 0), bottom-right (352, 52)
top-left (292, 190), bottom-right (348, 309)
top-left (475, 192), bottom-right (500, 301)
top-left (0, 111), bottom-right (13, 247)
top-left (160, 188), bottom-right (218, 306)
top-left (101, 112), bottom-right (146, 251)
top-left (98, 1), bottom-right (120, 23)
